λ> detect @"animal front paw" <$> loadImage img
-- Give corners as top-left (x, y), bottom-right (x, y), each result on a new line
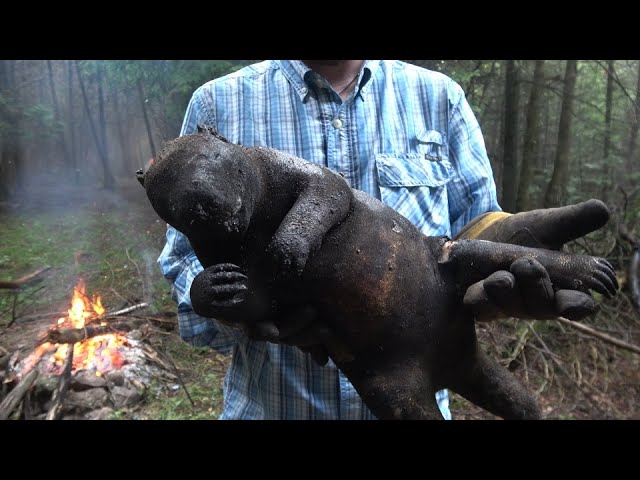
top-left (551, 255), bottom-right (618, 299)
top-left (574, 256), bottom-right (619, 299)
top-left (191, 263), bottom-right (248, 318)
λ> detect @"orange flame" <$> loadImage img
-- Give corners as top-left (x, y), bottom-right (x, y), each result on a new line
top-left (21, 279), bottom-right (128, 377)
top-left (59, 279), bottom-right (105, 328)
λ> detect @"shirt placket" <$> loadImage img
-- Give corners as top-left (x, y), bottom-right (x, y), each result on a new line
top-left (324, 98), bottom-right (363, 419)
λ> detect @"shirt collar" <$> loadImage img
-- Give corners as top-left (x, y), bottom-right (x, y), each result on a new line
top-left (276, 60), bottom-right (379, 102)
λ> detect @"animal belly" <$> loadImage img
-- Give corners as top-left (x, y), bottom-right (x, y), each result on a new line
top-left (303, 212), bottom-right (452, 355)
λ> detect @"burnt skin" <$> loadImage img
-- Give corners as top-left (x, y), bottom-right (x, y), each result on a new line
top-left (140, 128), bottom-right (618, 420)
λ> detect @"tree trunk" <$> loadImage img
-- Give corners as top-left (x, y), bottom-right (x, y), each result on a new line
top-left (110, 86), bottom-right (129, 175)
top-left (14, 61), bottom-right (27, 192)
top-left (478, 61), bottom-right (497, 128)
top-left (96, 61), bottom-right (114, 190)
top-left (626, 60), bottom-right (640, 177)
top-left (544, 60), bottom-right (578, 208)
top-left (67, 60), bottom-right (78, 185)
top-left (137, 78), bottom-right (157, 160)
top-left (0, 60), bottom-right (10, 201)
top-left (516, 60), bottom-right (545, 212)
top-left (0, 61), bottom-right (23, 199)
top-left (461, 60), bottom-right (484, 105)
top-left (74, 60), bottom-right (115, 190)
top-left (501, 60), bottom-right (519, 212)
top-left (47, 60), bottom-right (70, 176)
top-left (601, 60), bottom-right (615, 201)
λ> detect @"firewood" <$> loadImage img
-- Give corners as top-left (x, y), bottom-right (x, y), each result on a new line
top-left (43, 318), bottom-right (145, 344)
top-left (102, 302), bottom-right (148, 317)
top-left (0, 267), bottom-right (51, 290)
top-left (46, 345), bottom-right (74, 420)
top-left (0, 368), bottom-right (39, 420)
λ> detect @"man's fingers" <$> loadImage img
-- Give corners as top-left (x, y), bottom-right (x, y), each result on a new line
top-left (482, 270), bottom-right (527, 316)
top-left (510, 257), bottom-right (556, 319)
top-left (545, 199), bottom-right (610, 246)
top-left (555, 289), bottom-right (599, 321)
top-left (511, 199), bottom-right (610, 249)
top-left (464, 263), bottom-right (555, 321)
top-left (464, 258), bottom-right (602, 322)
top-left (462, 200), bottom-right (611, 249)
top-left (463, 272), bottom-right (521, 321)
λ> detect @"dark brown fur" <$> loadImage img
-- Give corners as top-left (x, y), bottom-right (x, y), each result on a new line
top-left (138, 128), bottom-right (617, 419)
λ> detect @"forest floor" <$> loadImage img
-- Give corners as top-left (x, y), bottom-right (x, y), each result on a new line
top-left (1, 176), bottom-right (639, 420)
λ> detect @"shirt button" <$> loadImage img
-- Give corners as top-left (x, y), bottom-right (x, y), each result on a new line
top-left (332, 118), bottom-right (343, 129)
top-left (301, 87), bottom-right (308, 94)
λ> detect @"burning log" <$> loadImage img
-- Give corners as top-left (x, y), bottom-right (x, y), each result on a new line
top-left (43, 318), bottom-right (145, 345)
top-left (0, 267), bottom-right (51, 290)
top-left (0, 368), bottom-right (39, 420)
top-left (46, 344), bottom-right (74, 420)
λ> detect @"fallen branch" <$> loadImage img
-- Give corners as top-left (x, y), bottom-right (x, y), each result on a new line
top-left (0, 368), bottom-right (39, 420)
top-left (0, 267), bottom-right (51, 290)
top-left (556, 316), bottom-right (640, 355)
top-left (43, 318), bottom-right (145, 344)
top-left (46, 345), bottom-right (74, 420)
top-left (102, 302), bottom-right (148, 318)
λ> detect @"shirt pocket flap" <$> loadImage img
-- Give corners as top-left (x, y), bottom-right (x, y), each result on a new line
top-left (416, 129), bottom-right (448, 162)
top-left (416, 129), bottom-right (446, 145)
top-left (376, 153), bottom-right (454, 188)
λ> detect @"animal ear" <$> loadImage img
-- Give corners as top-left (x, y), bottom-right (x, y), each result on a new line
top-left (196, 124), bottom-right (231, 144)
top-left (196, 124), bottom-right (220, 137)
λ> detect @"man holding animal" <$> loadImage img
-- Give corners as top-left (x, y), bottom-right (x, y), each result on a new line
top-left (157, 60), bottom-right (612, 419)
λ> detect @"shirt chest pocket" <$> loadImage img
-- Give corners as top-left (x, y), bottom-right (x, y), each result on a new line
top-left (374, 131), bottom-right (455, 235)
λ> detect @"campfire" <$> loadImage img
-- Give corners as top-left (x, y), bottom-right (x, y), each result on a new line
top-left (0, 279), bottom-right (178, 420)
top-left (19, 279), bottom-right (128, 378)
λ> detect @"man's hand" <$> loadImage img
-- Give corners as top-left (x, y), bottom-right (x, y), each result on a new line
top-left (239, 303), bottom-right (331, 365)
top-left (459, 199), bottom-right (614, 321)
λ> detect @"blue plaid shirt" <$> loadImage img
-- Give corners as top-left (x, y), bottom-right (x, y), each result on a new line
top-left (158, 60), bottom-right (500, 420)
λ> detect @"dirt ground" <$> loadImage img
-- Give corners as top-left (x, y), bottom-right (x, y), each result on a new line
top-left (1, 176), bottom-right (639, 420)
